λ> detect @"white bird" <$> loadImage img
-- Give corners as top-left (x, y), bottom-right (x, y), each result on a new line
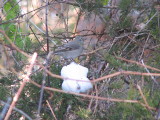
top-left (61, 62), bottom-right (93, 93)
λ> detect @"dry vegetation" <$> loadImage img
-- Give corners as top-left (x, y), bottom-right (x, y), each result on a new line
top-left (0, 0), bottom-right (160, 119)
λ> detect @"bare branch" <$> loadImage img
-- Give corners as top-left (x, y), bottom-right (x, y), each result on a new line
top-left (4, 53), bottom-right (37, 120)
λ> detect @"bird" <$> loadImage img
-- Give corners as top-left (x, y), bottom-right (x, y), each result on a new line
top-left (54, 36), bottom-right (84, 59)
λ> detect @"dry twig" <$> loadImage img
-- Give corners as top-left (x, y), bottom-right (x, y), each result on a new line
top-left (4, 53), bottom-right (37, 120)
top-left (46, 100), bottom-right (57, 120)
top-left (116, 56), bottom-right (160, 72)
top-left (0, 29), bottom-right (30, 58)
top-left (29, 79), bottom-right (156, 111)
top-left (136, 84), bottom-right (150, 109)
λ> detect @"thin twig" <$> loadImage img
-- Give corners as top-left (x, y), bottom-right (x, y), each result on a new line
top-left (29, 25), bottom-right (46, 52)
top-left (45, 0), bottom-right (51, 87)
top-left (141, 60), bottom-right (158, 85)
top-left (39, 62), bottom-right (160, 84)
top-left (93, 71), bottom-right (160, 83)
top-left (0, 100), bottom-right (32, 120)
top-left (139, 33), bottom-right (150, 60)
top-left (0, 97), bottom-right (12, 120)
top-left (116, 56), bottom-right (160, 72)
top-left (46, 100), bottom-right (57, 120)
top-left (37, 0), bottom-right (52, 116)
top-left (93, 84), bottom-right (98, 114)
top-left (37, 47), bottom-right (51, 115)
top-left (82, 46), bottom-right (108, 56)
top-left (136, 84), bottom-right (150, 109)
top-left (123, 12), bottom-right (158, 51)
top-left (29, 80), bottom-right (156, 111)
top-left (0, 29), bottom-right (30, 58)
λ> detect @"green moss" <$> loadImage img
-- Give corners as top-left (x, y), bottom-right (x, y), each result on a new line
top-left (110, 77), bottom-right (159, 119)
top-left (105, 53), bottom-right (124, 69)
top-left (109, 78), bottom-right (124, 89)
top-left (107, 90), bottom-right (155, 119)
top-left (0, 84), bottom-right (9, 100)
top-left (75, 0), bottom-right (104, 12)
top-left (119, 0), bottom-right (131, 10)
top-left (76, 107), bottom-right (91, 119)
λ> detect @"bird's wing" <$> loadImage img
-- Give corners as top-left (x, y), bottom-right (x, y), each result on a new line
top-left (64, 43), bottom-right (80, 50)
top-left (54, 44), bottom-right (80, 53)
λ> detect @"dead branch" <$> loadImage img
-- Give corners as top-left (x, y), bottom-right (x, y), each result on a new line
top-left (136, 84), bottom-right (150, 110)
top-left (39, 62), bottom-right (160, 84)
top-left (4, 53), bottom-right (37, 120)
top-left (46, 100), bottom-right (57, 120)
top-left (116, 56), bottom-right (160, 72)
top-left (29, 79), bottom-right (156, 111)
top-left (0, 99), bottom-right (32, 120)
